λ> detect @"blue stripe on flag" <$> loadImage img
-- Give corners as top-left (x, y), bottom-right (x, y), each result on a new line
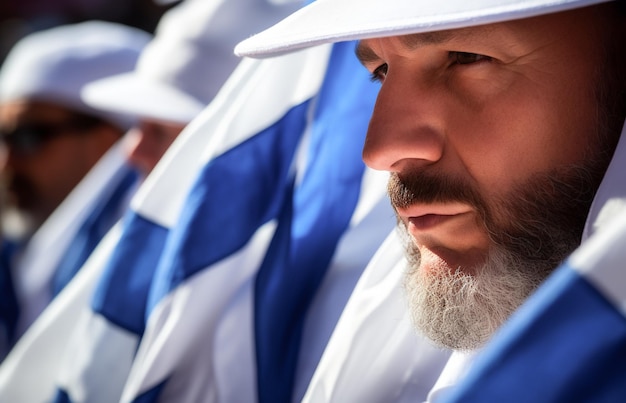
top-left (254, 41), bottom-right (380, 403)
top-left (52, 167), bottom-right (138, 296)
top-left (0, 239), bottom-right (20, 354)
top-left (51, 388), bottom-right (71, 403)
top-left (147, 100), bottom-right (311, 313)
top-left (91, 212), bottom-right (169, 335)
top-left (444, 263), bottom-right (626, 403)
top-left (130, 379), bottom-right (167, 403)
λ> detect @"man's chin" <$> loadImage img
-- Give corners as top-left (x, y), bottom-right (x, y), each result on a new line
top-left (404, 265), bottom-right (491, 351)
top-left (403, 243), bottom-right (551, 351)
top-left (417, 246), bottom-right (488, 277)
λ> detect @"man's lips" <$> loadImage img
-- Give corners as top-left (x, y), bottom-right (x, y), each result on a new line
top-left (396, 202), bottom-right (489, 266)
top-left (395, 203), bottom-right (474, 231)
top-left (408, 214), bottom-right (459, 231)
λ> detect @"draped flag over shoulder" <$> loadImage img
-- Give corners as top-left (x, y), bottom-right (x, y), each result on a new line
top-left (119, 41), bottom-right (394, 403)
top-left (48, 44), bottom-right (330, 403)
top-left (443, 208), bottom-right (626, 403)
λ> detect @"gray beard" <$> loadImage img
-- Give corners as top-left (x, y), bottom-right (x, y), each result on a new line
top-left (395, 163), bottom-right (609, 351)
top-left (402, 236), bottom-right (550, 351)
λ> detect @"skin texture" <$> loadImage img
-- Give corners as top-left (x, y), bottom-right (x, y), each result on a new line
top-left (0, 100), bottom-right (121, 230)
top-left (122, 118), bottom-right (186, 177)
top-left (356, 5), bottom-right (625, 349)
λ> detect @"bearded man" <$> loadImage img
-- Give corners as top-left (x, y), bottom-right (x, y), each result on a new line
top-left (236, 0), bottom-right (626, 400)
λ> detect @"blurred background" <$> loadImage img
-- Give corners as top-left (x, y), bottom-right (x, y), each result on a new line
top-left (0, 0), bottom-right (179, 67)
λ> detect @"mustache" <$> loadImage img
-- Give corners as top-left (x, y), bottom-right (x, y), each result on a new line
top-left (387, 171), bottom-right (486, 212)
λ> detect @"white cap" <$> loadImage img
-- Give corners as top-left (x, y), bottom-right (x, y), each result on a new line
top-left (235, 0), bottom-right (615, 58)
top-left (82, 0), bottom-right (304, 124)
top-left (0, 21), bottom-right (151, 130)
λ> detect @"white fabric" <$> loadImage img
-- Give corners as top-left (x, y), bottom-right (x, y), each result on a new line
top-left (293, 169), bottom-right (398, 401)
top-left (571, 208), bottom-right (626, 317)
top-left (11, 141), bottom-right (134, 338)
top-left (82, 0), bottom-right (304, 123)
top-left (0, 223), bottom-right (123, 402)
top-left (235, 0), bottom-right (613, 58)
top-left (426, 351), bottom-right (478, 402)
top-left (56, 311), bottom-right (139, 403)
top-left (302, 230), bottom-right (451, 403)
top-left (0, 21), bottom-right (150, 129)
top-left (570, 122), bottom-right (626, 315)
top-left (573, 122), bottom-right (626, 313)
top-left (582, 122), bottom-right (626, 241)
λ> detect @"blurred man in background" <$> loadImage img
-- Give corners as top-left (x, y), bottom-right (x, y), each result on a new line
top-left (0, 21), bottom-right (150, 356)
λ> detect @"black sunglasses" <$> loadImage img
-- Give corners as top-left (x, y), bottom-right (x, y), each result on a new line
top-left (0, 116), bottom-right (104, 155)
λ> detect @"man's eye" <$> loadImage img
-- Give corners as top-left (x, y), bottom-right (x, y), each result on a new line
top-left (369, 63), bottom-right (388, 82)
top-left (450, 52), bottom-right (492, 65)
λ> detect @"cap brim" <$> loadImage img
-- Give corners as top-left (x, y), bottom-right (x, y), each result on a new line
top-left (81, 72), bottom-right (204, 124)
top-left (235, 0), bottom-right (612, 58)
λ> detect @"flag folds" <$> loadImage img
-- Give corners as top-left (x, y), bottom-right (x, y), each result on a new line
top-left (121, 41), bottom-right (390, 403)
top-left (40, 39), bottom-right (392, 403)
top-left (54, 44), bottom-right (331, 403)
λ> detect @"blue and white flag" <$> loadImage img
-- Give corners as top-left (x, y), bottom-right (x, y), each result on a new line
top-left (443, 207), bottom-right (626, 403)
top-left (0, 123), bottom-right (201, 403)
top-left (49, 49), bottom-right (290, 402)
top-left (0, 221), bottom-right (125, 402)
top-left (44, 39), bottom-right (391, 403)
top-left (117, 41), bottom-right (392, 403)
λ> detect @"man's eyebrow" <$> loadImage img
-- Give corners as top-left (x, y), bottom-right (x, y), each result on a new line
top-left (354, 42), bottom-right (380, 64)
top-left (355, 30), bottom-right (457, 64)
top-left (399, 30), bottom-right (458, 48)
top-left (355, 27), bottom-right (496, 64)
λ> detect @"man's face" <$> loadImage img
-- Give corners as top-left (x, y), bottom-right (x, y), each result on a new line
top-left (123, 119), bottom-right (185, 178)
top-left (357, 7), bottom-right (623, 349)
top-left (0, 100), bottom-right (117, 231)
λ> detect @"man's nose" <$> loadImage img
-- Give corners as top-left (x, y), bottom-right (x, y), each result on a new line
top-left (362, 77), bottom-right (445, 173)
